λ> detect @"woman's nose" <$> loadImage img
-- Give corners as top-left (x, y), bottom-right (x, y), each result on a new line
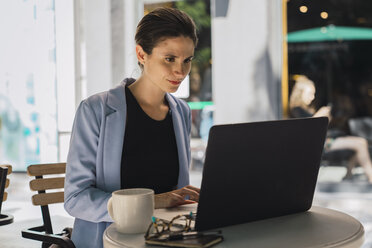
top-left (174, 63), bottom-right (186, 77)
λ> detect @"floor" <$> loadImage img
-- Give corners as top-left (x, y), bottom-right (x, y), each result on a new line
top-left (1, 168), bottom-right (372, 248)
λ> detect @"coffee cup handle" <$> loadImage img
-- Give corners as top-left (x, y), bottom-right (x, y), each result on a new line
top-left (107, 197), bottom-right (114, 221)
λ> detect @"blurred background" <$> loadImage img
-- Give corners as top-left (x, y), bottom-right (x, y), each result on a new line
top-left (1, 0), bottom-right (372, 247)
top-left (0, 0), bottom-right (283, 171)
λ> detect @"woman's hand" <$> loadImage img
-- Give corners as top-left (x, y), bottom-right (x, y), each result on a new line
top-left (314, 106), bottom-right (332, 118)
top-left (155, 185), bottom-right (200, 209)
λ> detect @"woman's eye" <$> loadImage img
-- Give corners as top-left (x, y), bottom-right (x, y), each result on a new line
top-left (184, 58), bottom-right (192, 63)
top-left (165, 57), bottom-right (175, 62)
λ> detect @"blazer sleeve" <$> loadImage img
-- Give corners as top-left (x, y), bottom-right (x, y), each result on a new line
top-left (186, 104), bottom-right (192, 165)
top-left (64, 100), bottom-right (112, 223)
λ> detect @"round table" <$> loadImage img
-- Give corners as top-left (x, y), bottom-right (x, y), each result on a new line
top-left (103, 206), bottom-right (364, 248)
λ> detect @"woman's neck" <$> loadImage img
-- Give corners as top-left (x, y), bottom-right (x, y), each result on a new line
top-left (128, 76), bottom-right (167, 107)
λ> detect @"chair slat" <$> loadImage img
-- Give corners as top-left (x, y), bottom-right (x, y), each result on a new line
top-left (5, 178), bottom-right (9, 188)
top-left (0, 164), bottom-right (12, 175)
top-left (3, 192), bottom-right (7, 202)
top-left (27, 163), bottom-right (66, 176)
top-left (30, 178), bottom-right (65, 191)
top-left (32, 192), bottom-right (64, 206)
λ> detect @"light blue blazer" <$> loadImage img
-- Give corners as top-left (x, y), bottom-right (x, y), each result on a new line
top-left (64, 78), bottom-right (191, 248)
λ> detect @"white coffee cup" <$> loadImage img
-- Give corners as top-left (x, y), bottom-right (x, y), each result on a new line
top-left (107, 188), bottom-right (154, 234)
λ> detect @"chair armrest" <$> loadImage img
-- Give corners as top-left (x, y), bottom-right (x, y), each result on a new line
top-left (22, 229), bottom-right (76, 248)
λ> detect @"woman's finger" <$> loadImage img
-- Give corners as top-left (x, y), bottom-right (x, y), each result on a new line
top-left (168, 193), bottom-right (189, 207)
top-left (174, 199), bottom-right (197, 207)
top-left (170, 192), bottom-right (185, 202)
top-left (178, 188), bottom-right (199, 201)
top-left (180, 187), bottom-right (199, 196)
top-left (181, 200), bottom-right (197, 205)
top-left (185, 185), bottom-right (200, 193)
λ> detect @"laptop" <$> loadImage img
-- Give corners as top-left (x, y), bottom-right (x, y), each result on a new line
top-left (194, 117), bottom-right (328, 231)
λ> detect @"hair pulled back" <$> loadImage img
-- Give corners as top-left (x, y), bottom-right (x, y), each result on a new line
top-left (135, 7), bottom-right (198, 56)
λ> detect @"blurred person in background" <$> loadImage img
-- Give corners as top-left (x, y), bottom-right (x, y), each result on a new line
top-left (289, 75), bottom-right (372, 183)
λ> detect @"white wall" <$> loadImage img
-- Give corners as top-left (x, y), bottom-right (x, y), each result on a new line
top-left (77, 0), bottom-right (143, 96)
top-left (212, 0), bottom-right (282, 124)
top-left (122, 0), bottom-right (144, 81)
top-left (80, 0), bottom-right (112, 98)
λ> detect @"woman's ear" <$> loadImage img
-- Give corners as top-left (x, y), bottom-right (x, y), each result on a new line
top-left (136, 45), bottom-right (146, 66)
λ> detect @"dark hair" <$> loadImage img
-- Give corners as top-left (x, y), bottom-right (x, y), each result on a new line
top-left (135, 7), bottom-right (198, 57)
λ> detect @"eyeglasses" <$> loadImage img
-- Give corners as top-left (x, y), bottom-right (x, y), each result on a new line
top-left (145, 212), bottom-right (196, 240)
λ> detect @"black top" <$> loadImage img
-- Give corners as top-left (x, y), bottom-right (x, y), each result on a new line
top-left (290, 106), bottom-right (313, 118)
top-left (121, 86), bottom-right (179, 194)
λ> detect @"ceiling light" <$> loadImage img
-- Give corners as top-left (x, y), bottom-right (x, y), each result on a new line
top-left (299, 6), bottom-right (308, 13)
top-left (320, 12), bottom-right (328, 19)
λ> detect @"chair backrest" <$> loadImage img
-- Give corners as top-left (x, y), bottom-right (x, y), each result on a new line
top-left (0, 164), bottom-right (14, 226)
top-left (27, 163), bottom-right (66, 234)
top-left (0, 165), bottom-right (12, 202)
top-left (0, 164), bottom-right (12, 214)
top-left (27, 163), bottom-right (66, 206)
top-left (23, 163), bottom-right (75, 247)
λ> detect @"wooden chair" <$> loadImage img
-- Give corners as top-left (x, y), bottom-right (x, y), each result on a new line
top-left (21, 163), bottom-right (75, 248)
top-left (0, 164), bottom-right (13, 226)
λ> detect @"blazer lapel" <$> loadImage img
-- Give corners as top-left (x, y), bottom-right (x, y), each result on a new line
top-left (103, 84), bottom-right (127, 192)
top-left (167, 94), bottom-right (190, 188)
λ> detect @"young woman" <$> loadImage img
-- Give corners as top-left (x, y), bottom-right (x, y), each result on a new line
top-left (64, 8), bottom-right (200, 248)
top-left (289, 75), bottom-right (372, 183)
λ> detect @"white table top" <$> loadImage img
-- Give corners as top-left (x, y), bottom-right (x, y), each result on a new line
top-left (103, 204), bottom-right (365, 248)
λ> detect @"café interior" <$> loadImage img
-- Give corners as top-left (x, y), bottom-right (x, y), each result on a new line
top-left (1, 0), bottom-right (372, 247)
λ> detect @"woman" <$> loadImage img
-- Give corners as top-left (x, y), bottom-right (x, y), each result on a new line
top-left (64, 8), bottom-right (200, 248)
top-left (289, 75), bottom-right (372, 183)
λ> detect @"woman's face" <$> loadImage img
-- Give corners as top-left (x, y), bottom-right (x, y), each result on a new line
top-left (140, 36), bottom-right (195, 93)
top-left (302, 84), bottom-right (316, 105)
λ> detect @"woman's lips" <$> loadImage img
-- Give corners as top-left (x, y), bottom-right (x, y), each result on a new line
top-left (168, 80), bottom-right (181, 85)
